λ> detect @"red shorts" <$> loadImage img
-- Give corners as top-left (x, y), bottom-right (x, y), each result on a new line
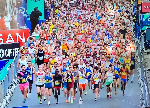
top-left (54, 86), bottom-right (61, 90)
top-left (79, 84), bottom-right (86, 90)
top-left (67, 82), bottom-right (74, 90)
top-left (19, 82), bottom-right (29, 91)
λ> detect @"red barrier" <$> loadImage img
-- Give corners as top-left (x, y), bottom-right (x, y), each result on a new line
top-left (0, 29), bottom-right (30, 46)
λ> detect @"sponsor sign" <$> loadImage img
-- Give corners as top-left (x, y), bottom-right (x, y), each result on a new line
top-left (0, 43), bottom-right (20, 60)
top-left (0, 29), bottom-right (30, 46)
top-left (142, 2), bottom-right (150, 12)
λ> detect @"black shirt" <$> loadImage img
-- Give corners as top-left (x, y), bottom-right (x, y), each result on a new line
top-left (53, 74), bottom-right (62, 87)
top-left (17, 71), bottom-right (28, 84)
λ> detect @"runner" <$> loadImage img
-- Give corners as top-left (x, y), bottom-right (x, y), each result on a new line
top-left (130, 52), bottom-right (135, 83)
top-left (105, 65), bottom-right (114, 99)
top-left (28, 43), bottom-right (36, 65)
top-left (91, 67), bottom-right (101, 101)
top-left (34, 65), bottom-right (45, 104)
top-left (73, 65), bottom-right (78, 100)
top-left (26, 61), bottom-right (35, 96)
top-left (124, 55), bottom-right (131, 81)
top-left (113, 60), bottom-right (120, 95)
top-left (78, 67), bottom-right (86, 103)
top-left (85, 62), bottom-right (93, 92)
top-left (53, 69), bottom-right (62, 104)
top-left (120, 64), bottom-right (129, 96)
top-left (43, 68), bottom-right (53, 105)
top-left (36, 44), bottom-right (44, 68)
top-left (17, 65), bottom-right (29, 103)
top-left (61, 62), bottom-right (67, 94)
top-left (17, 54), bottom-right (28, 71)
top-left (65, 67), bottom-right (74, 103)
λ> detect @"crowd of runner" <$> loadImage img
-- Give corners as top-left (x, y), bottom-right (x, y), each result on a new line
top-left (17, 0), bottom-right (136, 105)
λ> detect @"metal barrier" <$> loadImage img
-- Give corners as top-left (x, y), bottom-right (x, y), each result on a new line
top-left (0, 54), bottom-right (20, 107)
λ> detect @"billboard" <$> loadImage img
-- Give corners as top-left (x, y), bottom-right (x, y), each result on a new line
top-left (0, 43), bottom-right (20, 60)
top-left (27, 0), bottom-right (44, 20)
top-left (0, 29), bottom-right (30, 46)
top-left (142, 2), bottom-right (150, 13)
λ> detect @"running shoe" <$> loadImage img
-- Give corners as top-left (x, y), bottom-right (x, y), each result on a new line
top-left (73, 96), bottom-right (75, 100)
top-left (39, 100), bottom-right (42, 104)
top-left (27, 93), bottom-right (29, 98)
top-left (62, 88), bottom-right (64, 91)
top-left (66, 99), bottom-right (69, 103)
top-left (48, 101), bottom-right (50, 105)
top-left (107, 95), bottom-right (109, 99)
top-left (131, 81), bottom-right (133, 83)
top-left (109, 95), bottom-right (111, 98)
top-left (44, 97), bottom-right (46, 101)
top-left (95, 98), bottom-right (97, 101)
top-left (23, 99), bottom-right (26, 103)
top-left (115, 91), bottom-right (117, 95)
top-left (71, 99), bottom-right (73, 103)
top-left (102, 85), bottom-right (104, 88)
top-left (56, 102), bottom-right (58, 104)
top-left (98, 94), bottom-right (100, 97)
top-left (76, 88), bottom-right (78, 93)
top-left (85, 92), bottom-right (87, 95)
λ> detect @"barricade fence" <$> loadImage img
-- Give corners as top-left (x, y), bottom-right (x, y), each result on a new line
top-left (0, 54), bottom-right (20, 108)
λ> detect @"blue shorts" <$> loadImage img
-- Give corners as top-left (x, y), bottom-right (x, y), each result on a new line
top-left (63, 82), bottom-right (67, 89)
top-left (115, 74), bottom-right (119, 79)
top-left (121, 78), bottom-right (127, 83)
top-left (45, 83), bottom-right (52, 89)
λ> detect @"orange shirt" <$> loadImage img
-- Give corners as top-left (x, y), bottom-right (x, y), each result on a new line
top-left (62, 44), bottom-right (68, 51)
top-left (121, 68), bottom-right (127, 79)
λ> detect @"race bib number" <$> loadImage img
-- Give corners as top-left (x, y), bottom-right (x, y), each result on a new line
top-left (115, 71), bottom-right (118, 74)
top-left (25, 56), bottom-right (28, 59)
top-left (29, 75), bottom-right (32, 80)
top-left (62, 72), bottom-right (65, 75)
top-left (45, 79), bottom-right (50, 83)
top-left (55, 81), bottom-right (60, 85)
top-left (87, 72), bottom-right (91, 76)
top-left (131, 61), bottom-right (134, 65)
top-left (79, 76), bottom-right (83, 79)
top-left (22, 78), bottom-right (26, 83)
top-left (38, 79), bottom-right (42, 82)
top-left (105, 68), bottom-right (108, 71)
top-left (122, 72), bottom-right (126, 75)
top-left (68, 78), bottom-right (72, 82)
top-left (94, 78), bottom-right (98, 81)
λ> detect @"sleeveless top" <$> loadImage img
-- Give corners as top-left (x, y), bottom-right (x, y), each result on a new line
top-left (93, 73), bottom-right (99, 84)
top-left (26, 67), bottom-right (33, 81)
top-left (36, 71), bottom-right (44, 85)
top-left (45, 73), bottom-right (52, 85)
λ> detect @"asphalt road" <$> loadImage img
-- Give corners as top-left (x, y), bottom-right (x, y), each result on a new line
top-left (7, 64), bottom-right (141, 108)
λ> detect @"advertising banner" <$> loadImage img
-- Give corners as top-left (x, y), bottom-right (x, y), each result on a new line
top-left (0, 29), bottom-right (30, 46)
top-left (142, 2), bottom-right (150, 13)
top-left (142, 15), bottom-right (150, 26)
top-left (0, 43), bottom-right (20, 60)
top-left (27, 0), bottom-right (44, 20)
